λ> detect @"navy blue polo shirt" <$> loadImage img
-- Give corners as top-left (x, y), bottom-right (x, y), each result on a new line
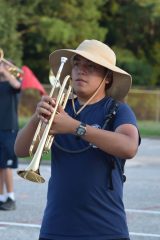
top-left (40, 97), bottom-right (138, 240)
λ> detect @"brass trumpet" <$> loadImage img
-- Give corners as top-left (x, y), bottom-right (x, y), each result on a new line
top-left (0, 48), bottom-right (23, 78)
top-left (17, 57), bottom-right (72, 183)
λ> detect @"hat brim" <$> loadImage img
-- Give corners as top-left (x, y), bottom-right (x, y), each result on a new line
top-left (49, 49), bottom-right (132, 100)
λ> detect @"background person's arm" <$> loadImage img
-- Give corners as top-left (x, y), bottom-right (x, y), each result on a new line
top-left (0, 65), bottom-right (21, 89)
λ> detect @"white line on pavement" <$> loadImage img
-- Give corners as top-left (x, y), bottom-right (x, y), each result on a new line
top-left (0, 221), bottom-right (40, 228)
top-left (130, 232), bottom-right (160, 238)
top-left (126, 208), bottom-right (160, 215)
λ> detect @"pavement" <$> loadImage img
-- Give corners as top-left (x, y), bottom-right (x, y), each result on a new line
top-left (0, 137), bottom-right (160, 240)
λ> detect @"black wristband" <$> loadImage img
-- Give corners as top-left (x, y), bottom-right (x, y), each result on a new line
top-left (75, 122), bottom-right (86, 138)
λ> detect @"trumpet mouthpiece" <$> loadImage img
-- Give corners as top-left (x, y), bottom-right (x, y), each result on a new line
top-left (61, 57), bottom-right (68, 63)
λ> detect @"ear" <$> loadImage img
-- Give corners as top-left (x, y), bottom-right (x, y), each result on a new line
top-left (105, 71), bottom-right (113, 89)
top-left (104, 70), bottom-right (110, 85)
top-left (105, 78), bottom-right (110, 84)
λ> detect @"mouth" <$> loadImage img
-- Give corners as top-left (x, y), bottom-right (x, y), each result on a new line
top-left (75, 78), bottom-right (87, 83)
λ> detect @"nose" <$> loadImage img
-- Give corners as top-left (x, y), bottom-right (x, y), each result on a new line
top-left (77, 63), bottom-right (88, 74)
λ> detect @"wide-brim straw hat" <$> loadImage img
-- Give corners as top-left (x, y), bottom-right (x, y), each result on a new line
top-left (49, 39), bottom-right (132, 100)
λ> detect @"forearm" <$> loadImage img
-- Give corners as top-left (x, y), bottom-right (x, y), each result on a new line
top-left (8, 74), bottom-right (21, 89)
top-left (14, 113), bottom-right (39, 157)
top-left (82, 125), bottom-right (137, 159)
top-left (68, 119), bottom-right (138, 159)
top-left (4, 71), bottom-right (21, 89)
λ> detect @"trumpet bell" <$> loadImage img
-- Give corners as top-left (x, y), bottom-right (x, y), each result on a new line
top-left (17, 169), bottom-right (45, 183)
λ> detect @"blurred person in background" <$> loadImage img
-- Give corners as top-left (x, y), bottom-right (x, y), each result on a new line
top-left (15, 40), bottom-right (140, 240)
top-left (0, 58), bottom-right (21, 211)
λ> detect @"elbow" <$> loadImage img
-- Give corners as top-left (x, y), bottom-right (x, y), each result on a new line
top-left (125, 144), bottom-right (138, 159)
top-left (14, 136), bottom-right (31, 158)
top-left (14, 137), bottom-right (24, 158)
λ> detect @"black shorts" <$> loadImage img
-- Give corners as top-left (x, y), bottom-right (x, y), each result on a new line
top-left (0, 130), bottom-right (18, 169)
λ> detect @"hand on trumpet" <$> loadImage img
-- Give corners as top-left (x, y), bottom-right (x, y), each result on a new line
top-left (0, 62), bottom-right (21, 89)
top-left (0, 62), bottom-right (9, 76)
top-left (36, 95), bottom-right (55, 123)
top-left (36, 95), bottom-right (78, 136)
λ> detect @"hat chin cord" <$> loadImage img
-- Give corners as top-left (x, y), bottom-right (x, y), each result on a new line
top-left (71, 72), bottom-right (108, 115)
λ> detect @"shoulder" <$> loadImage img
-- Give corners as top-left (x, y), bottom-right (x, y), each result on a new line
top-left (113, 101), bottom-right (138, 130)
top-left (117, 101), bottom-right (136, 116)
top-left (118, 101), bottom-right (134, 113)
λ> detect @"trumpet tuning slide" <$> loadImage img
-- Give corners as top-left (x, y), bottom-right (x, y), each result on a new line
top-left (17, 170), bottom-right (45, 183)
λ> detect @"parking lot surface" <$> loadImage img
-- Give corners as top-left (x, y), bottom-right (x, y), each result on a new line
top-left (0, 138), bottom-right (160, 240)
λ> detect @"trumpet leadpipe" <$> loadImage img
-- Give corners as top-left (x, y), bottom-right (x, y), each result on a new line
top-left (44, 82), bottom-right (72, 152)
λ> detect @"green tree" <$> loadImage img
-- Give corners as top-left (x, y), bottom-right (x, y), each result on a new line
top-left (0, 0), bottom-right (22, 66)
top-left (2, 0), bottom-right (160, 87)
top-left (9, 0), bottom-right (106, 83)
top-left (101, 0), bottom-right (160, 87)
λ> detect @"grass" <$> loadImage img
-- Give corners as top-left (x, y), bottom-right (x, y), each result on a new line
top-left (138, 120), bottom-right (160, 138)
top-left (19, 117), bottom-right (30, 129)
top-left (19, 150), bottom-right (51, 162)
top-left (26, 151), bottom-right (51, 161)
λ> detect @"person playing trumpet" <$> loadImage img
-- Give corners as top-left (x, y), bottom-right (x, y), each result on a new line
top-left (0, 57), bottom-right (21, 211)
top-left (15, 40), bottom-right (140, 240)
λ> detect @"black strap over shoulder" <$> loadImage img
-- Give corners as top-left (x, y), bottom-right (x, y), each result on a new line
top-left (103, 99), bottom-right (127, 190)
top-left (102, 99), bottom-right (119, 130)
top-left (102, 99), bottom-right (122, 190)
